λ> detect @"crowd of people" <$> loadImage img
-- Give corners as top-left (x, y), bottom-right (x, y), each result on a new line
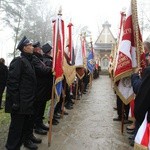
top-left (0, 36), bottom-right (100, 150)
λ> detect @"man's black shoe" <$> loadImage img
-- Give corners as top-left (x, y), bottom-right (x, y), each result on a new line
top-left (127, 130), bottom-right (134, 135)
top-left (52, 119), bottom-right (59, 125)
top-left (54, 114), bottom-right (61, 119)
top-left (24, 140), bottom-right (38, 150)
top-left (64, 112), bottom-right (69, 115)
top-left (30, 134), bottom-right (42, 144)
top-left (128, 135), bottom-right (134, 140)
top-left (65, 105), bottom-right (73, 110)
top-left (69, 103), bottom-right (73, 106)
top-left (70, 100), bottom-right (75, 104)
top-left (34, 127), bottom-right (47, 135)
top-left (53, 118), bottom-right (59, 123)
top-left (113, 107), bottom-right (117, 111)
top-left (129, 139), bottom-right (134, 147)
top-left (113, 117), bottom-right (121, 121)
top-left (55, 113), bottom-right (61, 117)
top-left (124, 120), bottom-right (133, 124)
top-left (39, 123), bottom-right (49, 131)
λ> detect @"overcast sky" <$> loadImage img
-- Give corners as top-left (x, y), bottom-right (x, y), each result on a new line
top-left (0, 0), bottom-right (150, 65)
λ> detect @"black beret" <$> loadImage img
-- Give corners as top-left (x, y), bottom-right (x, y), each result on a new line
top-left (33, 41), bottom-right (41, 48)
top-left (42, 43), bottom-right (52, 54)
top-left (17, 36), bottom-right (32, 51)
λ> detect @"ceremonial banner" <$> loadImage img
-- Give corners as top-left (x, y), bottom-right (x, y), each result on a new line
top-left (87, 50), bottom-right (94, 73)
top-left (114, 0), bottom-right (145, 105)
top-left (75, 36), bottom-right (85, 79)
top-left (53, 15), bottom-right (64, 100)
top-left (63, 57), bottom-right (76, 86)
top-left (87, 39), bottom-right (94, 73)
top-left (134, 113), bottom-right (150, 150)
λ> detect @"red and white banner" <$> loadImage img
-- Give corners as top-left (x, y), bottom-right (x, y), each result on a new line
top-left (134, 112), bottom-right (150, 149)
top-left (114, 0), bottom-right (145, 104)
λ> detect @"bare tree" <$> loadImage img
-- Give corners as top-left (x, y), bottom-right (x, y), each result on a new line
top-left (1, 0), bottom-right (26, 57)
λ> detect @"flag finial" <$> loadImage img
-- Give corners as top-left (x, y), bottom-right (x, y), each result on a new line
top-left (121, 7), bottom-right (126, 13)
top-left (58, 6), bottom-right (62, 16)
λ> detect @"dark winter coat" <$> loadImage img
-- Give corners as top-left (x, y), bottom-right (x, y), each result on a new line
top-left (32, 53), bottom-right (52, 102)
top-left (0, 63), bottom-right (8, 87)
top-left (133, 66), bottom-right (150, 124)
top-left (5, 52), bottom-right (37, 114)
top-left (131, 73), bottom-right (142, 94)
top-left (42, 54), bottom-right (53, 100)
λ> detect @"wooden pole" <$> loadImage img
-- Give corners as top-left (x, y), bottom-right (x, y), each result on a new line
top-left (75, 77), bottom-right (79, 104)
top-left (121, 102), bottom-right (125, 134)
top-left (48, 7), bottom-right (62, 146)
top-left (132, 0), bottom-right (141, 68)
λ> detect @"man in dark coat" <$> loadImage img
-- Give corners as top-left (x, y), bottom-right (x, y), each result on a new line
top-left (0, 58), bottom-right (8, 109)
top-left (32, 42), bottom-right (52, 134)
top-left (42, 43), bottom-right (61, 125)
top-left (5, 36), bottom-right (38, 150)
top-left (42, 43), bottom-right (53, 101)
top-left (130, 41), bottom-right (150, 146)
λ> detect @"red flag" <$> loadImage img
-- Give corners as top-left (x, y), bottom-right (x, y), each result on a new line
top-left (82, 36), bottom-right (86, 58)
top-left (52, 15), bottom-right (64, 100)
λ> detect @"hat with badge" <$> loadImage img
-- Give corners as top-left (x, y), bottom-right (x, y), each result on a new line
top-left (17, 36), bottom-right (32, 51)
top-left (42, 43), bottom-right (52, 54)
top-left (32, 41), bottom-right (42, 48)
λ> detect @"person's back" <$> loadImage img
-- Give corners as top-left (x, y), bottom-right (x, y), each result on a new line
top-left (0, 58), bottom-right (8, 85)
top-left (5, 53), bottom-right (37, 114)
top-left (133, 41), bottom-right (150, 124)
top-left (0, 58), bottom-right (8, 109)
top-left (130, 41), bottom-right (150, 147)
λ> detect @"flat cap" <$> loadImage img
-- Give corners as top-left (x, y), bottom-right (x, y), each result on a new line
top-left (17, 36), bottom-right (32, 51)
top-left (42, 43), bottom-right (52, 54)
top-left (33, 41), bottom-right (41, 48)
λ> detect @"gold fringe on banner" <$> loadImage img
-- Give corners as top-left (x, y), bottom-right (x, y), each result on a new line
top-left (134, 143), bottom-right (148, 150)
top-left (63, 58), bottom-right (76, 86)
